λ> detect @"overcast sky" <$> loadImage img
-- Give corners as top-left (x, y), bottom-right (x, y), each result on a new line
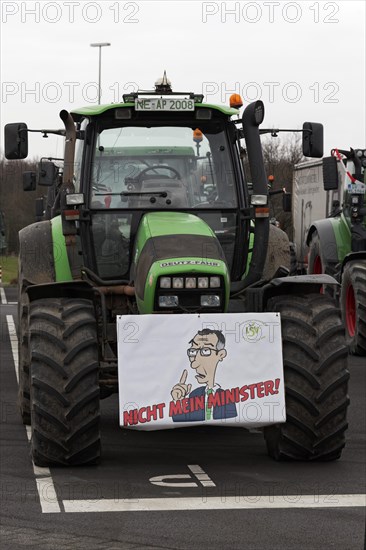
top-left (1, 0), bottom-right (365, 159)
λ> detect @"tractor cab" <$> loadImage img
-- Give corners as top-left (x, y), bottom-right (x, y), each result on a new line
top-left (4, 74), bottom-right (324, 315)
top-left (70, 81), bottom-right (249, 294)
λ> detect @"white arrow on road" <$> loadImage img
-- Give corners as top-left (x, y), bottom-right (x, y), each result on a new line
top-left (149, 465), bottom-right (215, 488)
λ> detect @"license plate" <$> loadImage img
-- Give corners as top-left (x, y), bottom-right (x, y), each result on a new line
top-left (135, 98), bottom-right (195, 111)
top-left (347, 182), bottom-right (366, 194)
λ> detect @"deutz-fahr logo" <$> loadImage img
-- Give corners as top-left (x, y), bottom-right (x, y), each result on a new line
top-left (160, 260), bottom-right (220, 267)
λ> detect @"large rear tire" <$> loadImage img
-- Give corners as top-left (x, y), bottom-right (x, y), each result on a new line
top-left (341, 260), bottom-right (366, 356)
top-left (264, 294), bottom-right (349, 461)
top-left (29, 298), bottom-right (101, 466)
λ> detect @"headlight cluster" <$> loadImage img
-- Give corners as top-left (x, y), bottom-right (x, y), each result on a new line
top-left (160, 276), bottom-right (220, 289)
top-left (159, 294), bottom-right (221, 308)
top-left (157, 274), bottom-right (223, 310)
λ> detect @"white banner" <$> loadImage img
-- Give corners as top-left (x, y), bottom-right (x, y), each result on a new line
top-left (117, 313), bottom-right (286, 430)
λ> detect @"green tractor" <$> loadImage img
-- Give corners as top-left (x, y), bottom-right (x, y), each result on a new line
top-left (307, 148), bottom-right (366, 355)
top-left (4, 76), bottom-right (349, 466)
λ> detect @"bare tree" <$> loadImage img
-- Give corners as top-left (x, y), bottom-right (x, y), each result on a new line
top-left (0, 158), bottom-right (44, 254)
top-left (262, 135), bottom-right (303, 240)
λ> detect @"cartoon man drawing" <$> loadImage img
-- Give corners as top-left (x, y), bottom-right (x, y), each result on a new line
top-left (171, 329), bottom-right (237, 422)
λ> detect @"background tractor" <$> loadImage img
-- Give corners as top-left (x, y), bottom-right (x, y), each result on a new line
top-left (4, 76), bottom-right (349, 466)
top-left (307, 148), bottom-right (366, 355)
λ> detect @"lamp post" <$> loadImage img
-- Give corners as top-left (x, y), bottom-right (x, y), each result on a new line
top-left (90, 42), bottom-right (111, 104)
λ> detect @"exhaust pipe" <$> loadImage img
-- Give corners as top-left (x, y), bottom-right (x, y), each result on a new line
top-left (59, 110), bottom-right (76, 188)
top-left (232, 101), bottom-right (269, 292)
top-left (59, 110), bottom-right (77, 239)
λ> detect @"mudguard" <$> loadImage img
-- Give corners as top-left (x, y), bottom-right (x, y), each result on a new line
top-left (306, 217), bottom-right (351, 267)
top-left (244, 274), bottom-right (339, 312)
top-left (19, 221), bottom-right (55, 285)
top-left (341, 251), bottom-right (366, 275)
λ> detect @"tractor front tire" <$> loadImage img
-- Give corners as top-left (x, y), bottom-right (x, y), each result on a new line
top-left (29, 298), bottom-right (101, 466)
top-left (341, 260), bottom-right (366, 355)
top-left (264, 294), bottom-right (349, 461)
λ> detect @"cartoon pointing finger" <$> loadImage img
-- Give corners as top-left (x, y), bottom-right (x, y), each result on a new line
top-left (171, 369), bottom-right (192, 401)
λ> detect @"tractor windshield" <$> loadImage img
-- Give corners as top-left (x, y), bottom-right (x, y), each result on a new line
top-left (90, 125), bottom-right (237, 209)
top-left (87, 118), bottom-right (241, 281)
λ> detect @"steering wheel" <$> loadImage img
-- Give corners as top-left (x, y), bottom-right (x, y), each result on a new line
top-left (135, 165), bottom-right (182, 181)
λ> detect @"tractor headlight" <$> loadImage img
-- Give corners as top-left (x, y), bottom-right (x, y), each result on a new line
top-left (198, 277), bottom-right (209, 289)
top-left (172, 277), bottom-right (184, 289)
top-left (201, 295), bottom-right (220, 307)
top-left (185, 277), bottom-right (196, 289)
top-left (66, 193), bottom-right (85, 206)
top-left (210, 277), bottom-right (221, 288)
top-left (160, 277), bottom-right (171, 289)
top-left (159, 295), bottom-right (179, 308)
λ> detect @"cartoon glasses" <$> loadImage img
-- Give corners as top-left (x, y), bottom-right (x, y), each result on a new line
top-left (187, 347), bottom-right (219, 358)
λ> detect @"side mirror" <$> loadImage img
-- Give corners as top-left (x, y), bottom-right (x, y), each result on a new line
top-left (4, 123), bottom-right (28, 160)
top-left (302, 122), bottom-right (323, 158)
top-left (23, 171), bottom-right (36, 191)
top-left (322, 156), bottom-right (339, 190)
top-left (37, 161), bottom-right (58, 186)
top-left (283, 192), bottom-right (292, 212)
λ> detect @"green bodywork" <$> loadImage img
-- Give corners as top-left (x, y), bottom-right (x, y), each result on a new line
top-left (51, 216), bottom-right (73, 281)
top-left (71, 103), bottom-right (239, 119)
top-left (133, 212), bottom-right (230, 314)
top-left (329, 213), bottom-right (352, 262)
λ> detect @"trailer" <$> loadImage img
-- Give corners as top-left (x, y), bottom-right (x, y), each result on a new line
top-left (292, 159), bottom-right (341, 271)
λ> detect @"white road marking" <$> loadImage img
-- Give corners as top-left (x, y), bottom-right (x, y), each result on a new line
top-left (149, 465), bottom-right (215, 488)
top-left (36, 478), bottom-right (63, 514)
top-left (149, 474), bottom-right (198, 488)
top-left (6, 315), bottom-right (61, 513)
top-left (188, 464), bottom-right (216, 487)
top-left (1, 287), bottom-right (7, 304)
top-left (26, 425), bottom-right (31, 441)
top-left (6, 315), bottom-right (18, 384)
top-left (62, 494), bottom-right (366, 514)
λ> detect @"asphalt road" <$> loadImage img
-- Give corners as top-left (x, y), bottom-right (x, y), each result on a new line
top-left (1, 285), bottom-right (365, 550)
